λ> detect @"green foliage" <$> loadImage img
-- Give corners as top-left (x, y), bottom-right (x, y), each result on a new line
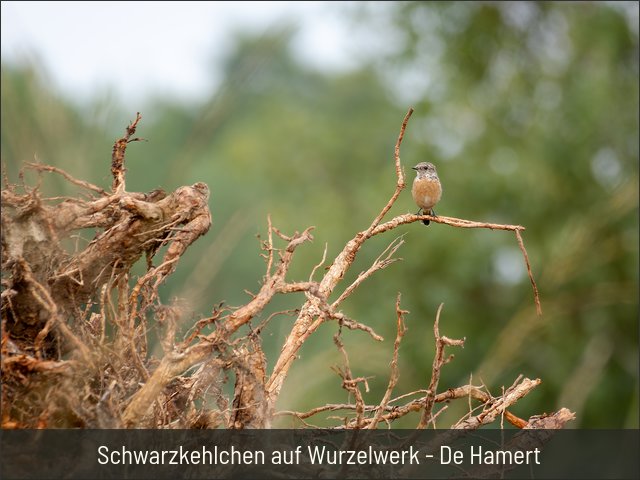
top-left (1, 2), bottom-right (637, 427)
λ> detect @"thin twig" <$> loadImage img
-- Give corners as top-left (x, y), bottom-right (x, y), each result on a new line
top-left (337, 317), bottom-right (384, 341)
top-left (111, 112), bottom-right (143, 193)
top-left (332, 236), bottom-right (404, 308)
top-left (265, 214), bottom-right (274, 277)
top-left (309, 243), bottom-right (328, 282)
top-left (333, 331), bottom-right (366, 428)
top-left (515, 229), bottom-right (542, 315)
top-left (368, 293), bottom-right (407, 429)
top-left (364, 108), bottom-right (412, 232)
top-left (25, 163), bottom-right (107, 195)
top-left (418, 304), bottom-right (465, 429)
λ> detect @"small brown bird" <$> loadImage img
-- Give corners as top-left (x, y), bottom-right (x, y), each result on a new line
top-left (411, 162), bottom-right (442, 226)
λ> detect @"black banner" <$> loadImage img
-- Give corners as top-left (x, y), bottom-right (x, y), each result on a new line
top-left (1, 429), bottom-right (638, 479)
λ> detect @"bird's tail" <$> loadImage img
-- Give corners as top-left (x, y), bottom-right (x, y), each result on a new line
top-left (422, 208), bottom-right (435, 226)
top-left (416, 208), bottom-right (432, 226)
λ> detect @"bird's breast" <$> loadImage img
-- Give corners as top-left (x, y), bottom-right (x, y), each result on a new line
top-left (412, 177), bottom-right (442, 209)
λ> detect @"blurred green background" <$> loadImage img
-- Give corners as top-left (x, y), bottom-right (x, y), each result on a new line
top-left (2, 2), bottom-right (638, 428)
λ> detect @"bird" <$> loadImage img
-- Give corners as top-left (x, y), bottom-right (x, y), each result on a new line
top-left (411, 162), bottom-right (442, 226)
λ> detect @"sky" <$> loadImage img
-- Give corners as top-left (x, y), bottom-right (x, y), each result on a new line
top-left (1, 1), bottom-right (362, 104)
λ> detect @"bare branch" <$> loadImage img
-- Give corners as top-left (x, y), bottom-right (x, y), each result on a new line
top-left (265, 214), bottom-right (274, 277)
top-left (309, 243), bottom-right (328, 282)
top-left (418, 304), bottom-right (465, 428)
top-left (333, 331), bottom-right (367, 428)
top-left (111, 112), bottom-right (143, 193)
top-left (25, 163), bottom-right (107, 196)
top-left (515, 229), bottom-right (542, 315)
top-left (452, 377), bottom-right (542, 429)
top-left (368, 293), bottom-right (407, 429)
top-left (371, 214), bottom-right (542, 316)
top-left (365, 108), bottom-right (412, 231)
top-left (333, 236), bottom-right (404, 308)
top-left (525, 407), bottom-right (575, 429)
top-left (230, 335), bottom-right (268, 428)
top-left (337, 316), bottom-right (384, 342)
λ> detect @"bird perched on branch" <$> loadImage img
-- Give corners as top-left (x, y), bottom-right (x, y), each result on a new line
top-left (411, 162), bottom-right (442, 226)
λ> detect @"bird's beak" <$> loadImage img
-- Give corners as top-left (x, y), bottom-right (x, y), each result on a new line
top-left (411, 166), bottom-right (418, 170)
